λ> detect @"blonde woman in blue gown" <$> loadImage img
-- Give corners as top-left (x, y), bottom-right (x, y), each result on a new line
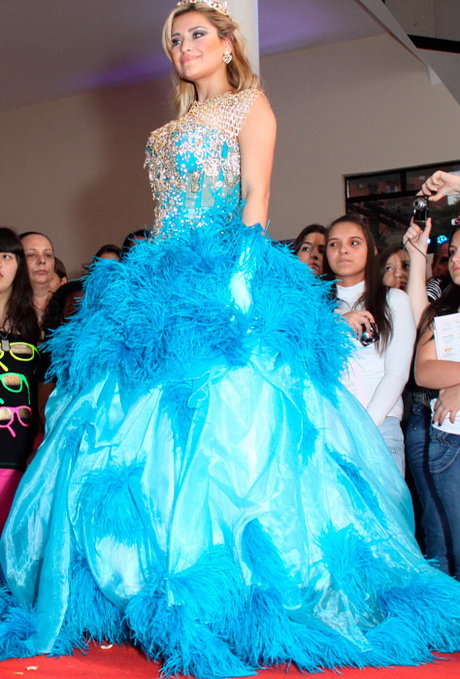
top-left (1, 2), bottom-right (460, 677)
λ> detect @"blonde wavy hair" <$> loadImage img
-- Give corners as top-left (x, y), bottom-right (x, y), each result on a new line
top-left (162, 2), bottom-right (260, 117)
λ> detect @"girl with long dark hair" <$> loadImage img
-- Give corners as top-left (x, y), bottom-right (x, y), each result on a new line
top-left (415, 221), bottom-right (460, 578)
top-left (292, 223), bottom-right (326, 275)
top-left (0, 227), bottom-right (41, 533)
top-left (379, 243), bottom-right (410, 291)
top-left (325, 215), bottom-right (416, 474)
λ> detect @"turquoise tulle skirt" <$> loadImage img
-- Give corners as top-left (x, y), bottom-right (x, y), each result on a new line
top-left (1, 216), bottom-right (460, 677)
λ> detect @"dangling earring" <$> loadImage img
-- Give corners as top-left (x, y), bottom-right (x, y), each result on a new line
top-left (223, 50), bottom-right (233, 65)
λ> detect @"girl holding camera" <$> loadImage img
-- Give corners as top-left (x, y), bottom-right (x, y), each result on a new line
top-left (415, 222), bottom-right (460, 578)
top-left (325, 215), bottom-right (416, 474)
top-left (403, 169), bottom-right (460, 577)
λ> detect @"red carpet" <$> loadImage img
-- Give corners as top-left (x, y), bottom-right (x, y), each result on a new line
top-left (1, 645), bottom-right (460, 679)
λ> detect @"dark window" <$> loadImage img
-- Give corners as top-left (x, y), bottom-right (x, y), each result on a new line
top-left (344, 161), bottom-right (460, 248)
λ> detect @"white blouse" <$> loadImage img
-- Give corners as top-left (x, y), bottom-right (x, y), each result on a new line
top-left (336, 281), bottom-right (416, 427)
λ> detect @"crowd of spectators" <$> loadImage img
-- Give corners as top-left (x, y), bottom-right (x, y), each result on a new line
top-left (291, 170), bottom-right (460, 579)
top-left (0, 228), bottom-right (145, 531)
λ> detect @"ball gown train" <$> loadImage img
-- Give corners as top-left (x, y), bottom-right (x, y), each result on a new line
top-left (1, 89), bottom-right (460, 677)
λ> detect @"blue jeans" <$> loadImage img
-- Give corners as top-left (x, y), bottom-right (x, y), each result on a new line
top-left (405, 403), bottom-right (450, 573)
top-left (429, 426), bottom-right (460, 579)
top-left (378, 416), bottom-right (405, 476)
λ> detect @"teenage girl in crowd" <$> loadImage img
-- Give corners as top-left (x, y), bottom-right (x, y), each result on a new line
top-left (0, 228), bottom-right (41, 533)
top-left (292, 223), bottom-right (326, 276)
top-left (379, 244), bottom-right (410, 291)
top-left (403, 216), bottom-right (450, 569)
top-left (404, 170), bottom-right (460, 576)
top-left (415, 220), bottom-right (460, 578)
top-left (325, 215), bottom-right (416, 475)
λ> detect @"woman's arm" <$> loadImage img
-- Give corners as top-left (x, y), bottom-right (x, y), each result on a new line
top-left (238, 95), bottom-right (276, 229)
top-left (421, 171), bottom-right (460, 201)
top-left (366, 290), bottom-right (416, 427)
top-left (415, 327), bottom-right (460, 388)
top-left (403, 218), bottom-right (431, 326)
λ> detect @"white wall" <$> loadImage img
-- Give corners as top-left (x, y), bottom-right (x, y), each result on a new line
top-left (1, 77), bottom-right (173, 275)
top-left (265, 35), bottom-right (460, 240)
top-left (1, 34), bottom-right (460, 274)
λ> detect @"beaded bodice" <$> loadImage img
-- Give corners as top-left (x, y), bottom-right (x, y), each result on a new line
top-left (144, 89), bottom-right (261, 232)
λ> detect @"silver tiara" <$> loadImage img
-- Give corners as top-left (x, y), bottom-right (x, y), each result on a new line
top-left (176, 0), bottom-right (230, 16)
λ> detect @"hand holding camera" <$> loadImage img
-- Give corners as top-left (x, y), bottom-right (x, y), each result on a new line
top-left (403, 216), bottom-right (432, 264)
top-left (420, 170), bottom-right (460, 202)
top-left (343, 310), bottom-right (379, 346)
top-left (412, 195), bottom-right (430, 228)
top-left (359, 322), bottom-right (380, 346)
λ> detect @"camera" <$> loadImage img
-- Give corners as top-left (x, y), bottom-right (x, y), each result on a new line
top-left (360, 322), bottom-right (379, 346)
top-left (412, 196), bottom-right (430, 227)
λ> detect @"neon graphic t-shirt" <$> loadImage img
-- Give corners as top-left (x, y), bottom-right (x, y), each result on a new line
top-left (0, 334), bottom-right (41, 471)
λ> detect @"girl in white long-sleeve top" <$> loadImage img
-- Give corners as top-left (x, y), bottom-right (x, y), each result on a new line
top-left (325, 215), bottom-right (416, 475)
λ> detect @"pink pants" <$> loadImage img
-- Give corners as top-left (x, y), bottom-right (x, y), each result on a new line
top-left (0, 469), bottom-right (23, 535)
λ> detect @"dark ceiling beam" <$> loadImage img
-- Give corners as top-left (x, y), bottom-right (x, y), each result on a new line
top-left (408, 35), bottom-right (460, 54)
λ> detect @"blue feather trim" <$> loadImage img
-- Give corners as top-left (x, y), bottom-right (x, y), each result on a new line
top-left (45, 217), bottom-right (351, 402)
top-left (1, 528), bottom-right (460, 672)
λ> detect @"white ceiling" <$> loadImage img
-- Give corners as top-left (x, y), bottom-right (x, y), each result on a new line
top-left (0, 0), bottom-right (385, 113)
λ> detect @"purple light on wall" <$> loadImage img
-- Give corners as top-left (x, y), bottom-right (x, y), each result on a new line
top-left (70, 53), bottom-right (170, 91)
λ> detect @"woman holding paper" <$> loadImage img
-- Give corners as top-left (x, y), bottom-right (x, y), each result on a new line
top-left (416, 222), bottom-right (460, 579)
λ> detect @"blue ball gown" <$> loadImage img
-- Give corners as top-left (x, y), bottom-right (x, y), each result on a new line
top-left (1, 89), bottom-right (460, 677)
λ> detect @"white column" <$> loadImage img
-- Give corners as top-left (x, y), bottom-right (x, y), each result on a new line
top-left (227, 0), bottom-right (259, 75)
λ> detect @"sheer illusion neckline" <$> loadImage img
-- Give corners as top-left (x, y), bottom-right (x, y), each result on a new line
top-left (192, 90), bottom-right (234, 106)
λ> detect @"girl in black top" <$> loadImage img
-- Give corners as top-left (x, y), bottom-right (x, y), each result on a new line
top-left (0, 228), bottom-right (41, 533)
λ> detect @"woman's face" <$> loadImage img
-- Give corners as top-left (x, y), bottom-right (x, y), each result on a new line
top-left (297, 232), bottom-right (325, 275)
top-left (0, 252), bottom-right (18, 297)
top-left (326, 222), bottom-right (368, 287)
top-left (448, 230), bottom-right (460, 285)
top-left (21, 234), bottom-right (54, 288)
top-left (382, 250), bottom-right (409, 290)
top-left (170, 11), bottom-right (230, 86)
